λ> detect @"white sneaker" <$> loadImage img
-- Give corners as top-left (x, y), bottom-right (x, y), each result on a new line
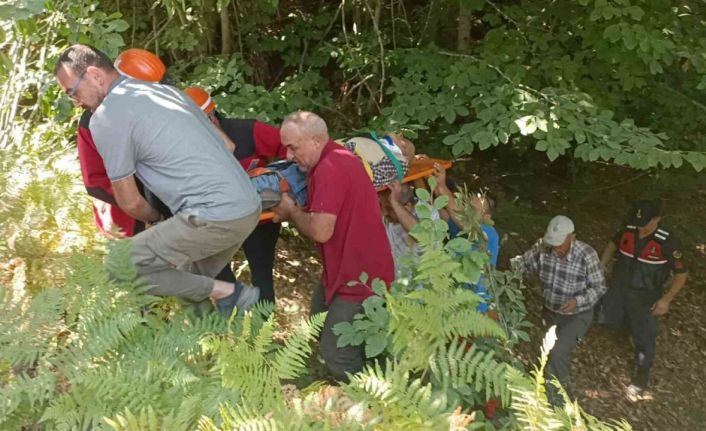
top-left (625, 384), bottom-right (644, 403)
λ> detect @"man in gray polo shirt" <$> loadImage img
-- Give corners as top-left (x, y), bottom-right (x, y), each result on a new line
top-left (54, 44), bottom-right (261, 317)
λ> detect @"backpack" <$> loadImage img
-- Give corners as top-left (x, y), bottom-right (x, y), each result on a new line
top-left (249, 160), bottom-right (308, 209)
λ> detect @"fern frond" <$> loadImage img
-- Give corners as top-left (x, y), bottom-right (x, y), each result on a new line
top-left (0, 370), bottom-right (56, 426)
top-left (429, 340), bottom-right (511, 406)
top-left (272, 312), bottom-right (325, 380)
top-left (442, 309), bottom-right (507, 340)
top-left (344, 359), bottom-right (451, 430)
top-left (0, 286), bottom-right (65, 367)
top-left (386, 286), bottom-right (505, 371)
top-left (103, 404), bottom-right (219, 431)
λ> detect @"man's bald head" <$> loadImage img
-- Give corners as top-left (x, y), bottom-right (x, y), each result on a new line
top-left (281, 111), bottom-right (329, 141)
top-left (280, 111), bottom-right (330, 172)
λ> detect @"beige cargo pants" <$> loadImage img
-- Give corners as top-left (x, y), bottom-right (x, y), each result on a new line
top-left (130, 209), bottom-right (260, 301)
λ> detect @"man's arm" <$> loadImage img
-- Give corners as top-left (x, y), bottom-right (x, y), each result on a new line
top-left (432, 163), bottom-right (461, 214)
top-left (575, 248), bottom-right (608, 310)
top-left (111, 175), bottom-right (161, 223)
top-left (85, 186), bottom-right (118, 206)
top-left (390, 200), bottom-right (419, 233)
top-left (512, 241), bottom-right (541, 275)
top-left (215, 125), bottom-right (236, 153)
top-left (651, 234), bottom-right (689, 316)
top-left (273, 193), bottom-right (335, 243)
top-left (388, 181), bottom-right (419, 233)
top-left (600, 241), bottom-right (617, 270)
top-left (652, 272), bottom-right (688, 316)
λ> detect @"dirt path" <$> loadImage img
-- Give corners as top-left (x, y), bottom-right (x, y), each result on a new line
top-left (474, 158), bottom-right (706, 430)
top-left (258, 157), bottom-right (706, 430)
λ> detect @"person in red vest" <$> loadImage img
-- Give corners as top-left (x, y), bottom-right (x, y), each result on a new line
top-left (184, 87), bottom-right (285, 305)
top-left (599, 200), bottom-right (688, 400)
top-left (272, 111), bottom-right (394, 381)
top-left (76, 48), bottom-right (169, 238)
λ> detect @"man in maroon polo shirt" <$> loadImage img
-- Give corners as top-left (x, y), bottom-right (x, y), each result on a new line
top-left (272, 111), bottom-right (394, 380)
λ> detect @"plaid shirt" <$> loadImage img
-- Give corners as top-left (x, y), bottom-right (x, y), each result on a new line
top-left (520, 239), bottom-right (606, 314)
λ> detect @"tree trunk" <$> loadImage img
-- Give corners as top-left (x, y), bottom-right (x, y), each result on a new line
top-left (457, 0), bottom-right (472, 51)
top-left (200, 0), bottom-right (219, 56)
top-left (220, 2), bottom-right (234, 55)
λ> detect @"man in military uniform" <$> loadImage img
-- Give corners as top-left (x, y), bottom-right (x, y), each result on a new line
top-left (599, 200), bottom-right (688, 399)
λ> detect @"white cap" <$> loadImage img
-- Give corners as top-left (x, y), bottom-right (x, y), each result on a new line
top-left (543, 215), bottom-right (574, 246)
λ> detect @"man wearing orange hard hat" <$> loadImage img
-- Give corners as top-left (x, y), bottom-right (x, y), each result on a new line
top-left (114, 48), bottom-right (168, 84)
top-left (184, 86), bottom-right (286, 306)
top-left (77, 49), bottom-right (238, 293)
top-left (56, 44), bottom-right (261, 318)
top-left (76, 48), bottom-right (170, 238)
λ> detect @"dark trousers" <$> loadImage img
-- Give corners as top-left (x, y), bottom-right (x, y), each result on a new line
top-left (311, 284), bottom-right (365, 382)
top-left (211, 222), bottom-right (280, 304)
top-left (242, 222), bottom-right (281, 304)
top-left (599, 285), bottom-right (660, 369)
top-left (544, 307), bottom-right (593, 405)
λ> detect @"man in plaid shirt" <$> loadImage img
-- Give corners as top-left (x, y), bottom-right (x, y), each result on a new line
top-left (513, 215), bottom-right (606, 406)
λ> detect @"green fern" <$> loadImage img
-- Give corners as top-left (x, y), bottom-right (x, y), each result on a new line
top-left (0, 286), bottom-right (65, 368)
top-left (386, 285), bottom-right (506, 371)
top-left (429, 339), bottom-right (511, 406)
top-left (343, 359), bottom-right (452, 430)
top-left (103, 406), bottom-right (182, 431)
top-left (507, 327), bottom-right (633, 431)
top-left (272, 312), bottom-right (325, 380)
top-left (202, 311), bottom-right (325, 413)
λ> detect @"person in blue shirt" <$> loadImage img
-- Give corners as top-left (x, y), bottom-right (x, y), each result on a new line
top-left (467, 192), bottom-right (498, 311)
top-left (432, 163), bottom-right (499, 263)
top-left (431, 163), bottom-right (499, 312)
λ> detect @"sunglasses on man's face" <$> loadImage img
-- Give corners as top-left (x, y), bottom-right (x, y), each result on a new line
top-left (66, 70), bottom-right (87, 98)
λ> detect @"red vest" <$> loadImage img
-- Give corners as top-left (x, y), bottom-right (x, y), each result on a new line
top-left (617, 228), bottom-right (668, 266)
top-left (614, 225), bottom-right (673, 290)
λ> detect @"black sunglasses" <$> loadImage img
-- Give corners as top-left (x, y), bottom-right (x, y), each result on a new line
top-left (66, 70), bottom-right (87, 98)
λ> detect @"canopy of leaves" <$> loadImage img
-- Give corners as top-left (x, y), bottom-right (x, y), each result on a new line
top-left (2, 0), bottom-right (706, 170)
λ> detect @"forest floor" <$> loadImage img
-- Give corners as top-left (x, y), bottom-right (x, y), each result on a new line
top-left (235, 154), bottom-right (706, 431)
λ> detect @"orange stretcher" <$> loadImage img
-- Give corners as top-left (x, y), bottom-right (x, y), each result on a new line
top-left (258, 157), bottom-right (452, 222)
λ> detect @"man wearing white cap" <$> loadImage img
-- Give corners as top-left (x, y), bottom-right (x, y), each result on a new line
top-left (512, 215), bottom-right (607, 405)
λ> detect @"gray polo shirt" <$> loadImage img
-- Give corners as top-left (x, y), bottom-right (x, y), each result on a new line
top-left (90, 77), bottom-right (260, 221)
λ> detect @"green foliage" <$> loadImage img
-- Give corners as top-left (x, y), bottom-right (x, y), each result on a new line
top-left (334, 185), bottom-right (512, 418)
top-left (344, 360), bottom-right (452, 430)
top-left (334, 287), bottom-right (389, 358)
top-left (0, 1), bottom-right (655, 429)
top-left (178, 54), bottom-right (333, 124)
top-left (486, 270), bottom-right (533, 350)
top-left (429, 340), bottom-right (511, 407)
top-left (201, 309), bottom-right (325, 412)
top-left (507, 327), bottom-right (632, 431)
top-left (7, 0), bottom-right (706, 175)
top-left (0, 242), bottom-right (328, 430)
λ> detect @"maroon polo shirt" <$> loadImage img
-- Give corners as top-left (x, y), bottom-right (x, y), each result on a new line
top-left (307, 141), bottom-right (394, 304)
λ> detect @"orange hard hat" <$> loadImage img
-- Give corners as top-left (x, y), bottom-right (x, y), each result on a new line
top-left (184, 86), bottom-right (216, 114)
top-left (114, 48), bottom-right (166, 82)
